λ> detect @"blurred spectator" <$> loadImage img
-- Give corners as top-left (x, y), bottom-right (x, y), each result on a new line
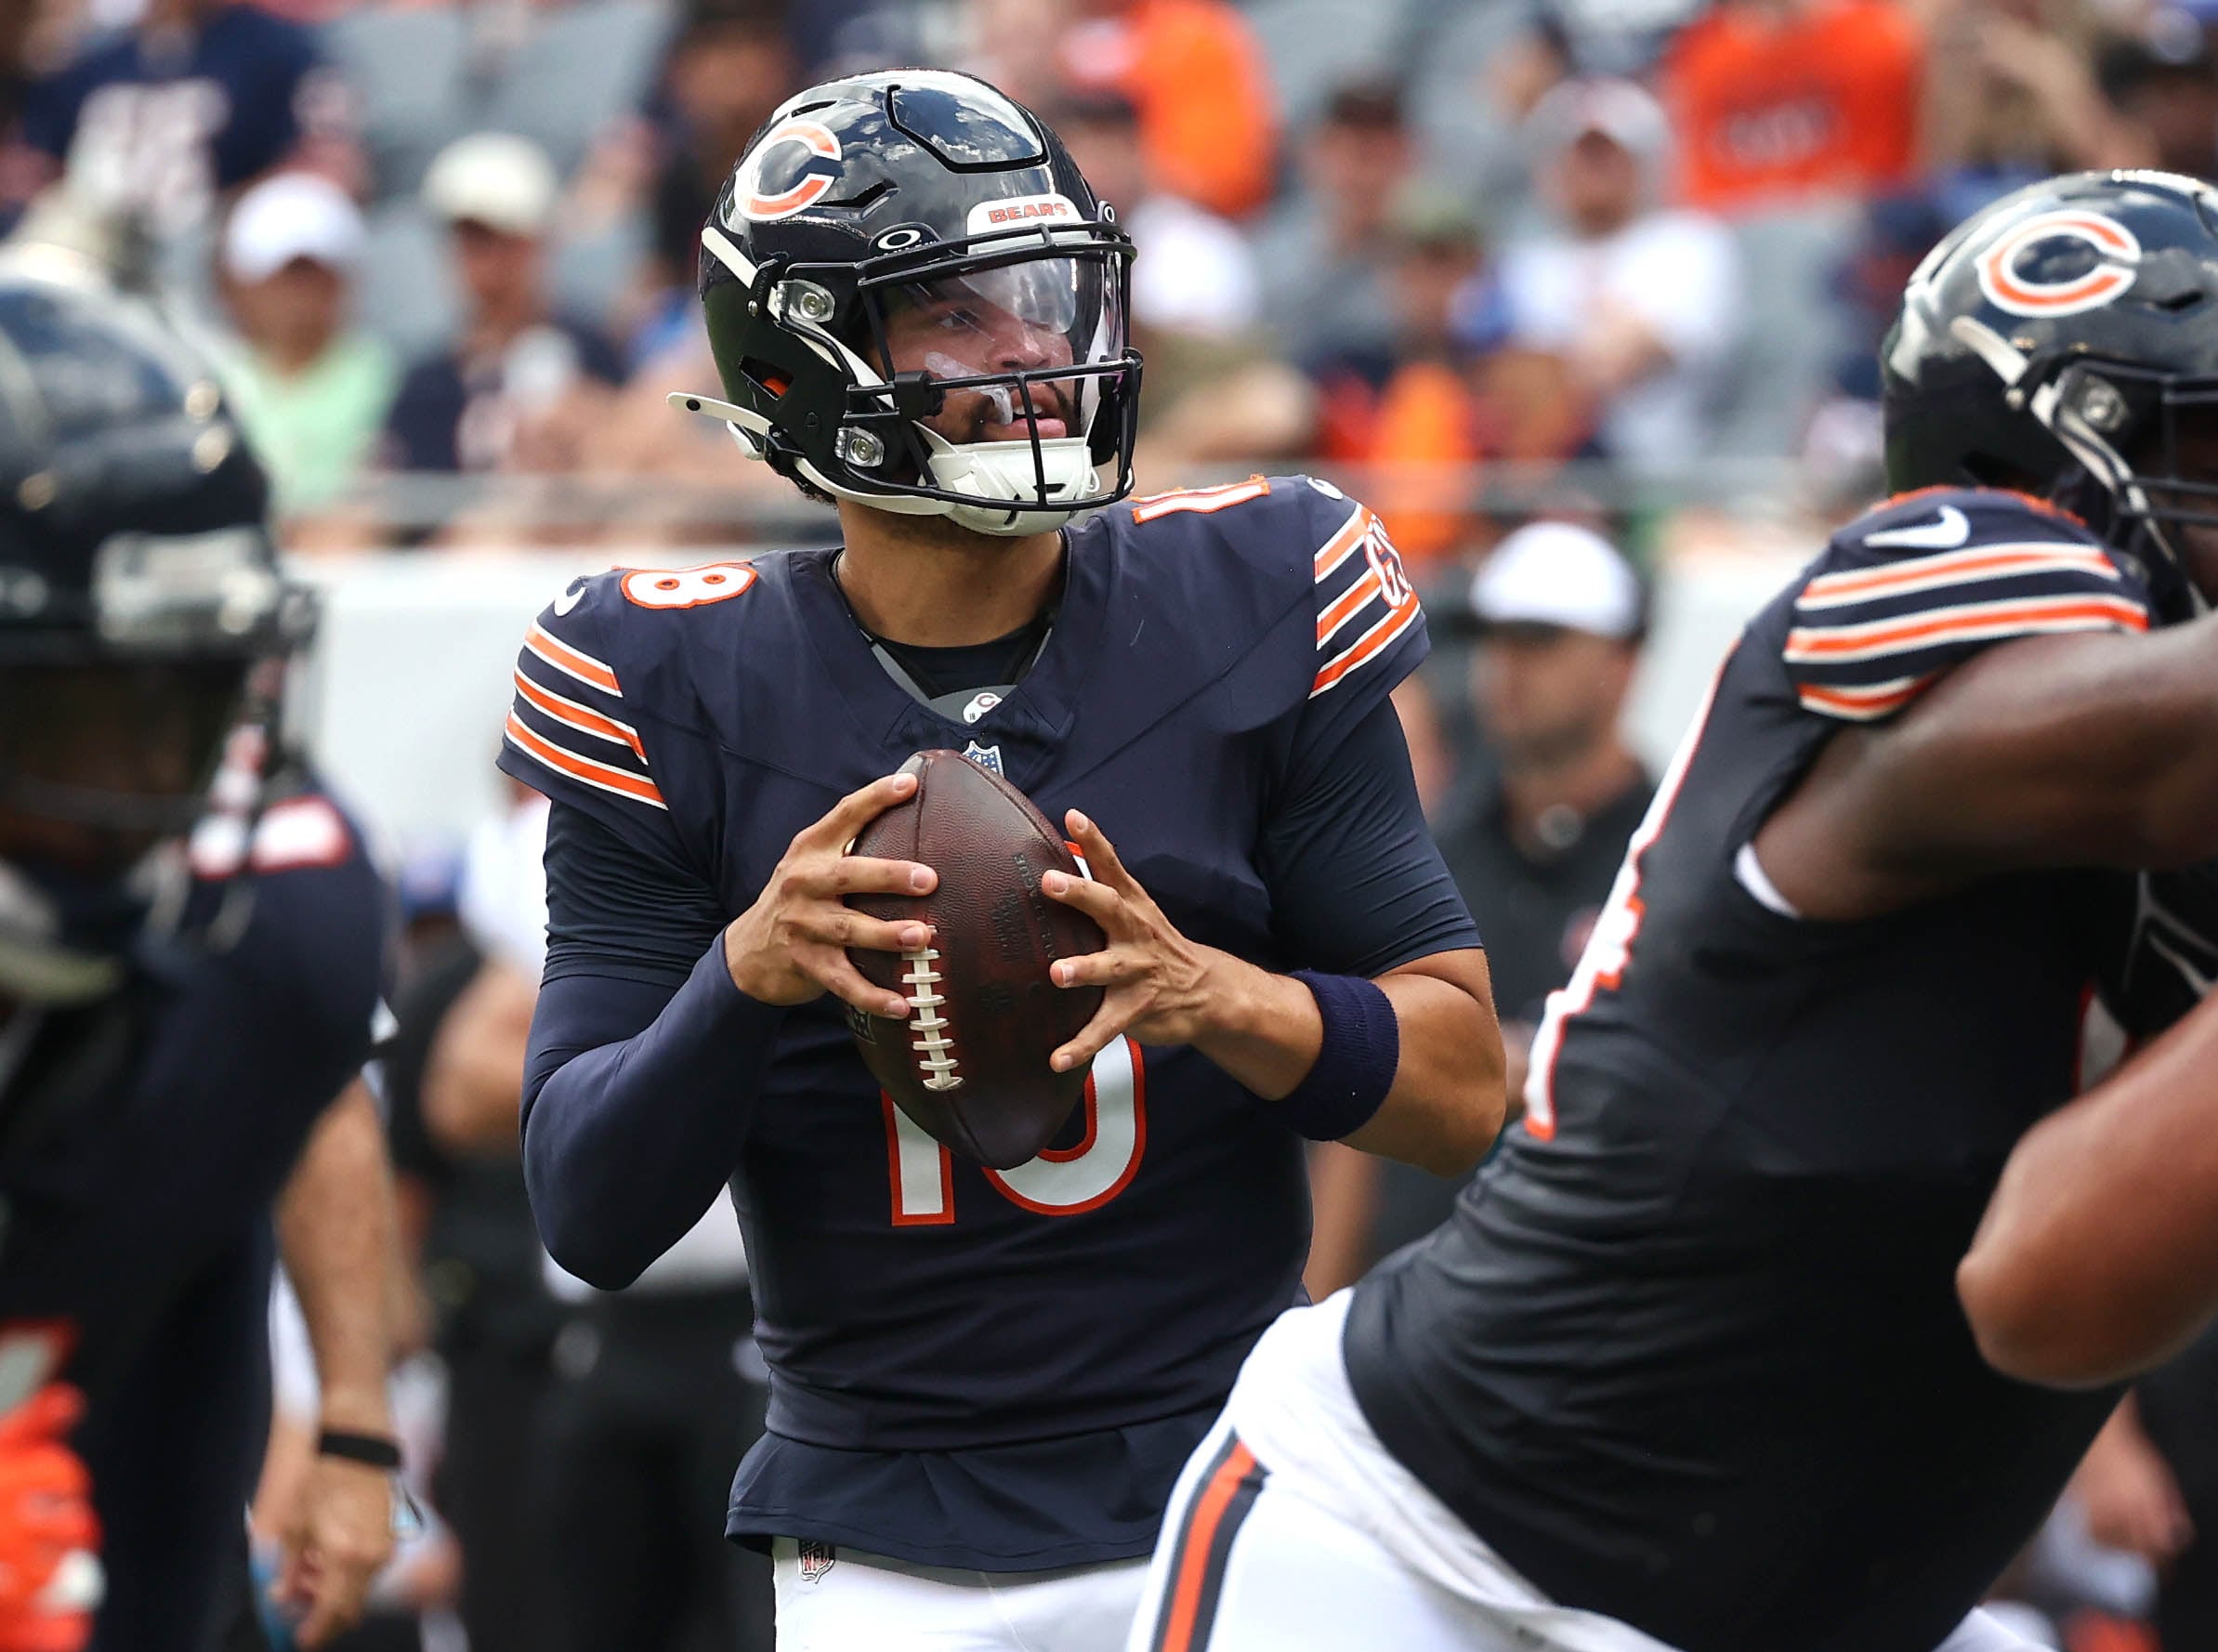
top-left (1499, 79), bottom-right (1741, 473)
top-left (2098, 10), bottom-right (2218, 181)
top-left (385, 133), bottom-right (624, 477)
top-left (8, 0), bottom-right (355, 243)
top-left (1661, 0), bottom-right (1923, 214)
top-left (2118, 1326), bottom-right (2218, 1645)
top-left (624, 0), bottom-right (795, 366)
top-left (217, 171), bottom-right (396, 520)
top-left (1924, 0), bottom-right (2150, 219)
top-left (1307, 521), bottom-right (1655, 1295)
top-left (1253, 81), bottom-right (1409, 371)
top-left (1056, 0), bottom-right (1277, 219)
top-left (1310, 187), bottom-right (1511, 570)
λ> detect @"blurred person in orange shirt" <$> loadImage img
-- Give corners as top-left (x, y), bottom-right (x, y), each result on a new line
top-left (1055, 0), bottom-right (1276, 218)
top-left (1310, 190), bottom-right (1513, 573)
top-left (1662, 0), bottom-right (1923, 213)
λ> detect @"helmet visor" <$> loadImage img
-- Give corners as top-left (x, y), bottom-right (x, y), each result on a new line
top-left (870, 252), bottom-right (1128, 449)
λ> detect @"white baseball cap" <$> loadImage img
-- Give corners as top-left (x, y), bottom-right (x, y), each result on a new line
top-left (224, 172), bottom-right (366, 283)
top-left (1463, 520), bottom-right (1646, 641)
top-left (422, 132), bottom-right (558, 238)
top-left (1527, 76), bottom-right (1672, 164)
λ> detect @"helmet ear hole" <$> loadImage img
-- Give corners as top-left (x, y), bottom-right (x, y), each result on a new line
top-left (743, 360), bottom-right (793, 400)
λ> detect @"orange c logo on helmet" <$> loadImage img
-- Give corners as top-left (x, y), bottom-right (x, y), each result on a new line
top-left (737, 119), bottom-right (843, 221)
top-left (1975, 210), bottom-right (2142, 318)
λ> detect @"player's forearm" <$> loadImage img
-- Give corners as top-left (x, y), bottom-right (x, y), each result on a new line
top-left (1959, 992), bottom-right (2218, 1386)
top-left (1197, 951), bottom-right (1504, 1176)
top-left (521, 944), bottom-right (781, 1289)
top-left (420, 960), bottom-right (537, 1157)
top-left (1340, 959), bottom-right (1505, 1176)
top-left (277, 1080), bottom-right (399, 1433)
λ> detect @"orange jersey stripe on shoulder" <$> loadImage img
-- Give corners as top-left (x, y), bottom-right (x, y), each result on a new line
top-left (1311, 593), bottom-right (1421, 697)
top-left (525, 622), bottom-right (623, 694)
top-left (1787, 596), bottom-right (2149, 659)
top-left (504, 714), bottom-right (666, 809)
top-left (512, 671), bottom-right (647, 763)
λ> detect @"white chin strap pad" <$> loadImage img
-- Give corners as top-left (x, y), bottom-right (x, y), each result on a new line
top-left (923, 435), bottom-right (1103, 537)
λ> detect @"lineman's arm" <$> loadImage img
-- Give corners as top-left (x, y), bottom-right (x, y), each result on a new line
top-left (419, 959), bottom-right (537, 1157)
top-left (1758, 615), bottom-right (2218, 921)
top-left (1959, 989), bottom-right (2218, 1386)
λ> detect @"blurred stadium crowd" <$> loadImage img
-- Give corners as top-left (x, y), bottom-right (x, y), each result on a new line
top-left (7, 0), bottom-right (2218, 1647)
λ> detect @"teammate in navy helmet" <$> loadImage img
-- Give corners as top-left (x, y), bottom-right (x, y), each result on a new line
top-left (503, 70), bottom-right (1504, 1652)
top-left (0, 267), bottom-right (387, 1650)
top-left (1124, 169), bottom-right (2218, 1652)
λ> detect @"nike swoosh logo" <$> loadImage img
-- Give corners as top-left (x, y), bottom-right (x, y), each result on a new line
top-left (552, 583), bottom-right (584, 616)
top-left (1864, 505), bottom-right (1971, 551)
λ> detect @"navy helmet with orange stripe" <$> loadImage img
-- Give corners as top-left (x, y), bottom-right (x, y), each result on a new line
top-left (1883, 170), bottom-right (2218, 612)
top-left (674, 69), bottom-right (1141, 537)
top-left (0, 264), bottom-right (308, 1004)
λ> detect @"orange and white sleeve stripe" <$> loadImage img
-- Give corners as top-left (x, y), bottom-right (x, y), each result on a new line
top-left (1310, 505), bottom-right (1423, 700)
top-left (504, 619), bottom-right (668, 811)
top-left (1785, 537), bottom-right (2149, 723)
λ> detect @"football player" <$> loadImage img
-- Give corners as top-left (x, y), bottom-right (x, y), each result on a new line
top-left (0, 268), bottom-right (387, 1650)
top-left (1122, 169), bottom-right (2218, 1652)
top-left (502, 71), bottom-right (1505, 1652)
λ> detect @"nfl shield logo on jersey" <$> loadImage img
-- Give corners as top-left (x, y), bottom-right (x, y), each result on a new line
top-left (798, 1539), bottom-right (836, 1582)
top-left (961, 741), bottom-right (1004, 776)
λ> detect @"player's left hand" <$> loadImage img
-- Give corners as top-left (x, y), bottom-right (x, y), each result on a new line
top-left (270, 1453), bottom-right (394, 1646)
top-left (1041, 811), bottom-right (1226, 1070)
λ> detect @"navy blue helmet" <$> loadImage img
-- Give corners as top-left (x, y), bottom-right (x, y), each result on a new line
top-left (678, 70), bottom-right (1141, 537)
top-left (0, 266), bottom-right (308, 1004)
top-left (1883, 170), bottom-right (2218, 607)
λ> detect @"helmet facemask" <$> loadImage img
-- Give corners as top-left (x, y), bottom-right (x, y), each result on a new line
top-left (688, 217), bottom-right (1140, 536)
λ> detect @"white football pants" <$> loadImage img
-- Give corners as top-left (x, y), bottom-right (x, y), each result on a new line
top-left (1125, 1295), bottom-right (2050, 1652)
top-left (771, 1538), bottom-right (1148, 1652)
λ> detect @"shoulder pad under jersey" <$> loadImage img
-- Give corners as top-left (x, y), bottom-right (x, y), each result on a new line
top-left (497, 559), bottom-right (758, 851)
top-left (1784, 487), bottom-right (2151, 723)
top-left (1110, 474), bottom-right (1425, 706)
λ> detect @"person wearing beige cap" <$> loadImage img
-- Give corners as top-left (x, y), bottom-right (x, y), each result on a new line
top-left (385, 132), bottom-right (624, 476)
top-left (217, 169), bottom-right (397, 518)
top-left (1309, 520), bottom-right (1656, 1291)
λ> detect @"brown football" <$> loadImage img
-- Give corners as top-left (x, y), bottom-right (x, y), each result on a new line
top-left (845, 751), bottom-right (1107, 1169)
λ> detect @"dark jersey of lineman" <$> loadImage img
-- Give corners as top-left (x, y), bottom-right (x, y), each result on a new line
top-left (0, 784), bottom-right (387, 1652)
top-left (1345, 486), bottom-right (2163, 1652)
top-left (498, 474), bottom-right (1479, 1571)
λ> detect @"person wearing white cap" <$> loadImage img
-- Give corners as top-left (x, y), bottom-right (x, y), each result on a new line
top-left (1490, 77), bottom-right (1739, 473)
top-left (385, 132), bottom-right (625, 475)
top-left (217, 169), bottom-right (397, 518)
top-left (1309, 519), bottom-right (1656, 1291)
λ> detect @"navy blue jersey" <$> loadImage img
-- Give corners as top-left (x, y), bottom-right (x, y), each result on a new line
top-left (499, 475), bottom-right (1479, 1568)
top-left (20, 4), bottom-right (344, 239)
top-left (1345, 488), bottom-right (2158, 1652)
top-left (0, 789), bottom-right (387, 1652)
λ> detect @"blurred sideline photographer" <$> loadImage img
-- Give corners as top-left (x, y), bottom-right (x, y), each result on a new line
top-left (1310, 522), bottom-right (1653, 1295)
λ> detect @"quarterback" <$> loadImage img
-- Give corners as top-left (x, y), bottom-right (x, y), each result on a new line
top-left (502, 71), bottom-right (1503, 1652)
top-left (1127, 170), bottom-right (2218, 1652)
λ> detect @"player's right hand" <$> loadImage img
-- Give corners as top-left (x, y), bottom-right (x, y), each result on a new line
top-left (724, 772), bottom-right (938, 1018)
top-left (0, 1384), bottom-right (99, 1652)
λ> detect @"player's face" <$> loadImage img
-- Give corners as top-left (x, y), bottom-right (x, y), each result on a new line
top-left (0, 662), bottom-right (243, 875)
top-left (1472, 625), bottom-right (1636, 768)
top-left (2136, 404), bottom-right (2218, 601)
top-left (877, 261), bottom-right (1091, 446)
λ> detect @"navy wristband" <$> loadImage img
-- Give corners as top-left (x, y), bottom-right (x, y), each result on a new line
top-left (1280, 971), bottom-right (1400, 1140)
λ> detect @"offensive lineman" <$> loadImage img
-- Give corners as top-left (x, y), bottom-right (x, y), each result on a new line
top-left (0, 269), bottom-right (387, 1648)
top-left (1127, 170), bottom-right (2218, 1652)
top-left (503, 71), bottom-right (1504, 1652)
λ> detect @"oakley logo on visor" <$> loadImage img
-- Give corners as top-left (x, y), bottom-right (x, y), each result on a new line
top-left (966, 193), bottom-right (1081, 236)
top-left (736, 119), bottom-right (844, 221)
top-left (1976, 210), bottom-right (2142, 318)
